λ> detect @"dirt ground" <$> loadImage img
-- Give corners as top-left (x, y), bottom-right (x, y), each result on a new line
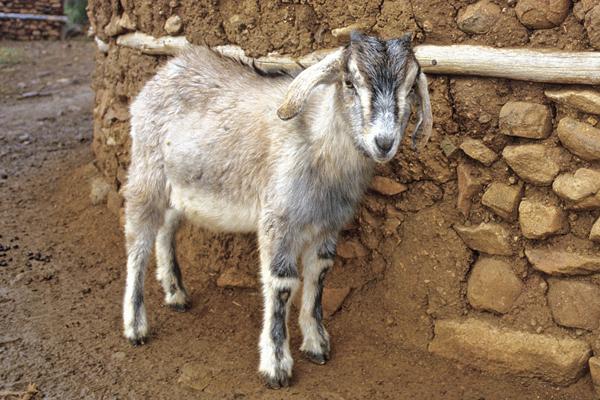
top-left (0, 39), bottom-right (596, 400)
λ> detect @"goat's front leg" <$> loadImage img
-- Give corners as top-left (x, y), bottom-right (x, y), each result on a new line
top-left (299, 235), bottom-right (336, 364)
top-left (257, 220), bottom-right (300, 389)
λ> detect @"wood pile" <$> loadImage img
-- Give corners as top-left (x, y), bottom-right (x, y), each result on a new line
top-left (0, 0), bottom-right (65, 40)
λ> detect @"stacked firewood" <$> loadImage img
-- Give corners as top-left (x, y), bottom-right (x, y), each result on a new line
top-left (0, 0), bottom-right (64, 40)
top-left (0, 0), bottom-right (62, 15)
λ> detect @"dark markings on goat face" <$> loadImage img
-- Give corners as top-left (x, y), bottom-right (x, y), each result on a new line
top-left (271, 289), bottom-right (291, 362)
top-left (313, 267), bottom-right (329, 339)
top-left (271, 252), bottom-right (298, 278)
top-left (346, 32), bottom-right (413, 124)
top-left (317, 237), bottom-right (337, 260)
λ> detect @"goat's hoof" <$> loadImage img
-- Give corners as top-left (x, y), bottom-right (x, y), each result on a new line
top-left (302, 350), bottom-right (329, 365)
top-left (167, 302), bottom-right (190, 312)
top-left (262, 371), bottom-right (291, 389)
top-left (128, 337), bottom-right (147, 346)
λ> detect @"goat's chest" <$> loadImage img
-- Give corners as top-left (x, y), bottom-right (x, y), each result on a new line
top-left (284, 166), bottom-right (370, 231)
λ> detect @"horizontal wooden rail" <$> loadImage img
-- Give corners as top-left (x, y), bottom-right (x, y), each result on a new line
top-left (0, 12), bottom-right (68, 23)
top-left (111, 33), bottom-right (600, 85)
top-left (414, 45), bottom-right (600, 85)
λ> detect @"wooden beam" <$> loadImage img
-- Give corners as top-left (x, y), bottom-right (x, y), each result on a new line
top-left (0, 12), bottom-right (68, 23)
top-left (116, 32), bottom-right (190, 56)
top-left (414, 45), bottom-right (600, 85)
top-left (109, 33), bottom-right (600, 85)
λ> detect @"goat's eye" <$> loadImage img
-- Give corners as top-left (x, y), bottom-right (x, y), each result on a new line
top-left (344, 80), bottom-right (355, 91)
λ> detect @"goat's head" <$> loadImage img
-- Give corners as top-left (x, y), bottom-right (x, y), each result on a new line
top-left (277, 32), bottom-right (433, 163)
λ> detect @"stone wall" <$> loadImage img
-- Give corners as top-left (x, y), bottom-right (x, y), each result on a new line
top-left (88, 0), bottom-right (600, 388)
top-left (0, 0), bottom-right (64, 40)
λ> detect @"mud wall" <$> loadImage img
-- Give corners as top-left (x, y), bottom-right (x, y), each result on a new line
top-left (89, 0), bottom-right (600, 386)
top-left (0, 0), bottom-right (64, 40)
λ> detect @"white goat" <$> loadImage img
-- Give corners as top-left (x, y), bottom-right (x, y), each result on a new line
top-left (122, 31), bottom-right (432, 388)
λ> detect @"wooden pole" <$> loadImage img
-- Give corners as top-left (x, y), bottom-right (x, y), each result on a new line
top-left (110, 33), bottom-right (600, 85)
top-left (414, 45), bottom-right (600, 85)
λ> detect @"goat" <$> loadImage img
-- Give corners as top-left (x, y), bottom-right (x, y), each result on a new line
top-left (122, 31), bottom-right (432, 388)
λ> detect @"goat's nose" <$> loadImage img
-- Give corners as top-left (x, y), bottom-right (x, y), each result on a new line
top-left (375, 136), bottom-right (394, 153)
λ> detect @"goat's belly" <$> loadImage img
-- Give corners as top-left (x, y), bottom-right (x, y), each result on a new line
top-left (170, 187), bottom-right (259, 233)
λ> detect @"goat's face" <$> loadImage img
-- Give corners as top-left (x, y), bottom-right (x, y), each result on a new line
top-left (341, 32), bottom-right (425, 163)
top-left (278, 32), bottom-right (433, 161)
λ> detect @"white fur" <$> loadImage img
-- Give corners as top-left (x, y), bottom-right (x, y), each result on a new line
top-left (170, 187), bottom-right (259, 233)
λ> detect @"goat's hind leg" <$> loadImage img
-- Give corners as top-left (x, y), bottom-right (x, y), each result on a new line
top-left (122, 174), bottom-right (166, 345)
top-left (155, 208), bottom-right (189, 311)
top-left (299, 235), bottom-right (336, 364)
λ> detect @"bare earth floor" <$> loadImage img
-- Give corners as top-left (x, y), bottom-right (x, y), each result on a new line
top-left (0, 39), bottom-right (595, 399)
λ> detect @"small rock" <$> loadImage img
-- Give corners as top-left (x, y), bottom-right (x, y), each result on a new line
top-left (589, 217), bottom-right (600, 242)
top-left (456, 162), bottom-right (481, 217)
top-left (429, 318), bottom-right (591, 385)
top-left (331, 22), bottom-right (370, 42)
top-left (525, 248), bottom-right (600, 275)
top-left (499, 101), bottom-right (552, 139)
top-left (566, 193), bottom-right (600, 211)
top-left (216, 267), bottom-right (257, 289)
top-left (459, 138), bottom-right (498, 166)
top-left (118, 13), bottom-right (136, 31)
top-left (90, 177), bottom-right (111, 205)
top-left (164, 15), bottom-right (183, 35)
top-left (337, 239), bottom-right (369, 258)
top-left (590, 357), bottom-right (600, 398)
top-left (454, 222), bottom-right (513, 255)
top-left (112, 351), bottom-right (126, 361)
top-left (585, 5), bottom-right (600, 50)
top-left (518, 199), bottom-right (567, 240)
top-left (502, 144), bottom-right (560, 185)
top-left (322, 287), bottom-right (351, 318)
top-left (440, 136), bottom-right (459, 158)
top-left (557, 117), bottom-right (600, 161)
top-left (467, 258), bottom-right (523, 314)
top-left (481, 182), bottom-right (521, 221)
top-left (104, 15), bottom-right (125, 37)
top-left (547, 279), bottom-right (600, 331)
top-left (545, 89), bottom-right (600, 115)
top-left (552, 168), bottom-right (600, 202)
top-left (515, 0), bottom-right (570, 29)
top-left (573, 0), bottom-right (596, 21)
top-left (457, 0), bottom-right (501, 34)
top-left (370, 176), bottom-right (408, 196)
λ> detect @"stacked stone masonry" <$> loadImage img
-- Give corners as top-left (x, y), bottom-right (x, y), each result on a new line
top-left (0, 0), bottom-right (64, 40)
top-left (88, 0), bottom-right (600, 389)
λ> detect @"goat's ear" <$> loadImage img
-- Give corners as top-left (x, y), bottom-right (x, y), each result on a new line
top-left (277, 48), bottom-right (344, 120)
top-left (410, 71), bottom-right (433, 150)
